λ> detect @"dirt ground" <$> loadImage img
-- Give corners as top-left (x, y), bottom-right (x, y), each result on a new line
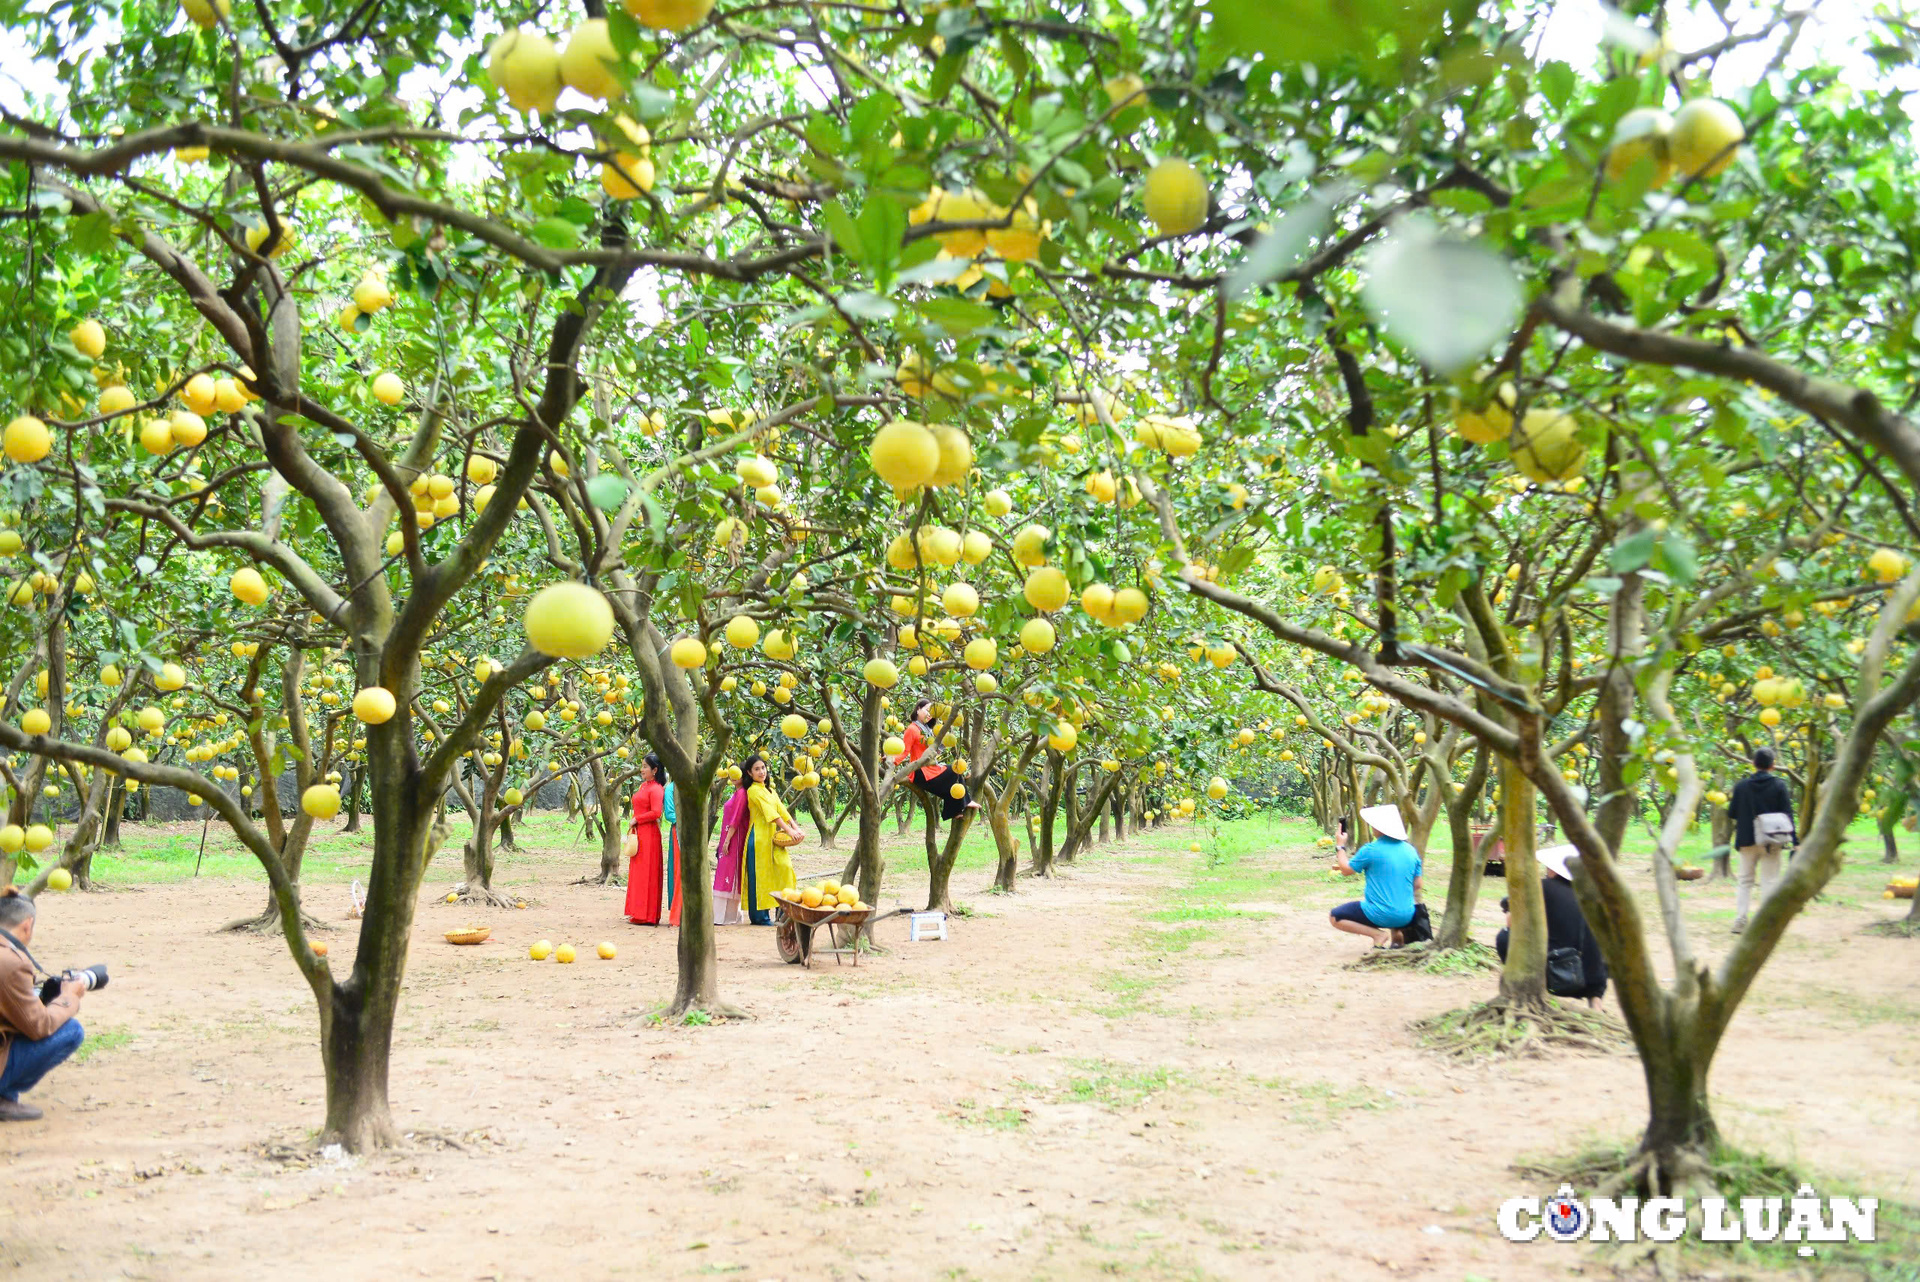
top-left (2, 818), bottom-right (1915, 1281)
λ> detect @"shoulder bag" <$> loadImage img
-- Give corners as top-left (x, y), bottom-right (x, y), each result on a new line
top-left (1546, 946), bottom-right (1586, 997)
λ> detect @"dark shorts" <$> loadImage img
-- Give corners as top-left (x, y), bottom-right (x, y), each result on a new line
top-left (1330, 900), bottom-right (1383, 929)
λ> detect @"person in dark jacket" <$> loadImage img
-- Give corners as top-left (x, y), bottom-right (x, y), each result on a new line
top-left (1494, 844), bottom-right (1608, 1006)
top-left (1728, 746), bottom-right (1796, 934)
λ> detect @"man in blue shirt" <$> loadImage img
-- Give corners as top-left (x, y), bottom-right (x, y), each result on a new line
top-left (1330, 804), bottom-right (1423, 949)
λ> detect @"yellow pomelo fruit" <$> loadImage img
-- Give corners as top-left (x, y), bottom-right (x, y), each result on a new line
top-left (21, 708), bottom-right (51, 735)
top-left (1867, 547), bottom-right (1908, 583)
top-left (98, 384), bottom-right (136, 416)
top-left (182, 373), bottom-right (217, 416)
top-left (1019, 617), bottom-right (1056, 654)
top-left (628, 0), bottom-right (714, 31)
top-left (353, 272), bottom-right (394, 314)
top-left (555, 944), bottom-right (577, 964)
top-left (670, 636), bottom-right (708, 668)
top-left (371, 372), bottom-right (405, 405)
top-left (1111, 587), bottom-right (1149, 624)
top-left (601, 116), bottom-right (656, 199)
top-left (1142, 158), bottom-right (1209, 235)
top-left (597, 940), bottom-right (618, 959)
top-left (1668, 98), bottom-right (1744, 180)
top-left (781, 713), bottom-right (808, 739)
top-left (466, 455), bottom-right (497, 485)
top-left (530, 940), bottom-right (552, 960)
top-left (1511, 408), bottom-right (1585, 483)
top-left (135, 706), bottom-right (165, 733)
top-left (960, 530), bottom-right (992, 564)
top-left (302, 784), bottom-right (342, 819)
top-left (864, 658), bottom-right (899, 689)
top-left (983, 488), bottom-right (1012, 517)
top-left (1207, 776), bottom-right (1228, 800)
top-left (353, 687), bottom-right (397, 724)
top-left (1080, 583), bottom-right (1116, 624)
top-left (926, 188), bottom-right (995, 258)
top-left (964, 638), bottom-right (997, 670)
top-left (4, 416), bottom-right (52, 464)
top-left (47, 867), bottom-right (73, 892)
top-left (1604, 107), bottom-right (1675, 186)
top-left (559, 19), bottom-right (625, 101)
top-left (1011, 523), bottom-right (1050, 566)
top-left (230, 567), bottom-right (271, 605)
top-left (69, 318), bottom-right (107, 359)
top-left (1024, 566), bottom-right (1069, 612)
top-left (762, 629), bottom-right (796, 660)
top-left (0, 825), bottom-right (24, 853)
top-left (1102, 72), bottom-right (1146, 109)
top-left (487, 27), bottom-right (564, 114)
top-left (523, 581), bottom-right (616, 658)
top-left (927, 424), bottom-right (973, 487)
top-left (170, 410), bottom-right (207, 447)
top-left (1047, 720), bottom-right (1078, 752)
top-left (869, 419), bottom-right (940, 490)
top-left (181, 0), bottom-right (228, 29)
top-left (725, 614), bottom-right (760, 648)
top-left (943, 582), bottom-right (980, 617)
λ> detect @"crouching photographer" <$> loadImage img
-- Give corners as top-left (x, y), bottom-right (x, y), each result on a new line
top-left (0, 886), bottom-right (97, 1122)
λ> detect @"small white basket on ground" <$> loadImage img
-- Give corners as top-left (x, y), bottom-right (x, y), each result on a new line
top-left (908, 911), bottom-right (948, 942)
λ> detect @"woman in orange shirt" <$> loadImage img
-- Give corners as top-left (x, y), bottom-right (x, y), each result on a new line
top-left (894, 699), bottom-right (979, 820)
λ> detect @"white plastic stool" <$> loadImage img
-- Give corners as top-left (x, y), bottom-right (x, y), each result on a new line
top-left (908, 911), bottom-right (948, 942)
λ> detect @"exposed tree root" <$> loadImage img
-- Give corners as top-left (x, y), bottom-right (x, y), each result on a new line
top-left (446, 882), bottom-right (526, 909)
top-left (571, 868), bottom-right (621, 887)
top-left (1864, 916), bottom-right (1918, 938)
top-left (1413, 995), bottom-right (1631, 1059)
top-left (1347, 940), bottom-right (1500, 975)
top-left (644, 999), bottom-right (751, 1025)
top-left (221, 906), bottom-right (329, 935)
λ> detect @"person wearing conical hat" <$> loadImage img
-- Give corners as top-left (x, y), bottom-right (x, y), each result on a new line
top-left (1329, 804), bottom-right (1423, 949)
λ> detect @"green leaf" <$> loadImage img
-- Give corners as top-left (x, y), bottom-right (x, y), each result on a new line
top-left (821, 199), bottom-right (863, 260)
top-left (529, 217), bottom-right (581, 249)
top-left (1360, 227), bottom-right (1522, 375)
top-left (1610, 527), bottom-right (1658, 574)
top-left (69, 210), bottom-right (114, 256)
top-left (1660, 531), bottom-right (1699, 585)
top-left (1224, 194), bottom-right (1330, 299)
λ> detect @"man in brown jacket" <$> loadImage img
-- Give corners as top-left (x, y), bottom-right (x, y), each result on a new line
top-left (0, 888), bottom-right (86, 1121)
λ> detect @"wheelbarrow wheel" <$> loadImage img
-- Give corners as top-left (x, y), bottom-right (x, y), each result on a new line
top-left (775, 913), bottom-right (806, 965)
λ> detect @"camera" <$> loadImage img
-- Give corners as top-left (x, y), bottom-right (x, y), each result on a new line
top-left (39, 963), bottom-right (108, 1005)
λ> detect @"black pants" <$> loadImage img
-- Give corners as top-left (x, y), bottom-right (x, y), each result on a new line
top-left (910, 768), bottom-right (970, 820)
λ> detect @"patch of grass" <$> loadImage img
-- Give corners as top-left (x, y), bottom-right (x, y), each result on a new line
top-left (72, 1025), bottom-right (132, 1065)
top-left (1053, 1058), bottom-right (1183, 1110)
top-left (949, 1098), bottom-right (1027, 1130)
top-left (1136, 923), bottom-right (1212, 953)
top-left (1089, 968), bottom-right (1165, 1019)
top-left (1148, 900), bottom-right (1272, 923)
top-left (1751, 983), bottom-right (1920, 1027)
top-left (1249, 1075), bottom-right (1396, 1129)
top-left (1348, 939), bottom-right (1501, 976)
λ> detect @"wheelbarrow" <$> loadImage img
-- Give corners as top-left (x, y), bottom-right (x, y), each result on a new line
top-left (771, 896), bottom-right (879, 968)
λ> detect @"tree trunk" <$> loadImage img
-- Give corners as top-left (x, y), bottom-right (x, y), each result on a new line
top-left (319, 790), bottom-right (441, 1152)
top-left (667, 780), bottom-right (721, 1014)
top-left (344, 763), bottom-right (363, 833)
top-left (1496, 755), bottom-right (1549, 1011)
top-left (101, 775), bottom-right (125, 851)
top-left (982, 781), bottom-right (1019, 892)
top-left (1032, 752), bottom-right (1062, 876)
top-left (925, 808), bottom-right (974, 913)
top-left (1432, 744), bottom-right (1491, 951)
